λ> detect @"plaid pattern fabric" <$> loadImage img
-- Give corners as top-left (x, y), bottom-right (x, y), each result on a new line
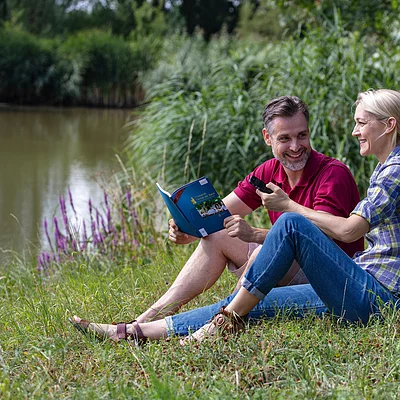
top-left (351, 145), bottom-right (400, 294)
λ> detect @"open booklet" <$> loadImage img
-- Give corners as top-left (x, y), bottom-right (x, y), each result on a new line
top-left (156, 176), bottom-right (231, 238)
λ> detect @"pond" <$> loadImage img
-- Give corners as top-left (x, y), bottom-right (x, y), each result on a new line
top-left (0, 105), bottom-right (132, 265)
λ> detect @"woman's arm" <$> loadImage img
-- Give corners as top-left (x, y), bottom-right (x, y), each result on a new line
top-left (258, 184), bottom-right (370, 243)
top-left (288, 203), bottom-right (369, 242)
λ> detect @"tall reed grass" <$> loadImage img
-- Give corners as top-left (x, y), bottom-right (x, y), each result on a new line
top-left (128, 19), bottom-right (400, 196)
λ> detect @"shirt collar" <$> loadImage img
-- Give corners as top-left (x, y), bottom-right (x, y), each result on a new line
top-left (385, 144), bottom-right (400, 164)
top-left (274, 149), bottom-right (320, 187)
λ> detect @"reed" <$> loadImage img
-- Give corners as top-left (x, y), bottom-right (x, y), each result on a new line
top-left (128, 19), bottom-right (400, 196)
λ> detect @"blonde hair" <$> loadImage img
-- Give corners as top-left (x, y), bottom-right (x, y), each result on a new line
top-left (356, 89), bottom-right (400, 148)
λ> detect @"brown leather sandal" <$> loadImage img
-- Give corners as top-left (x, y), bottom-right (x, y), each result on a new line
top-left (69, 316), bottom-right (147, 345)
top-left (209, 306), bottom-right (246, 335)
top-left (180, 306), bottom-right (246, 344)
top-left (114, 321), bottom-right (147, 344)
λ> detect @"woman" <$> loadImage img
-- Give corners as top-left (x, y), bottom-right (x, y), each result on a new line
top-left (71, 89), bottom-right (400, 343)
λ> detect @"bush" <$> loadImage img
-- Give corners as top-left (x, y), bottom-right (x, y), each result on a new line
top-left (60, 30), bottom-right (162, 107)
top-left (0, 27), bottom-right (79, 104)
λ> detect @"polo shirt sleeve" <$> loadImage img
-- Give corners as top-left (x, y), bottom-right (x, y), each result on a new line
top-left (233, 164), bottom-right (270, 210)
top-left (312, 164), bottom-right (360, 217)
top-left (351, 163), bottom-right (400, 230)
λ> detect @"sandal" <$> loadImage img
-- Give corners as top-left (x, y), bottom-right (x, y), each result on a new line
top-left (181, 306), bottom-right (246, 344)
top-left (69, 316), bottom-right (147, 345)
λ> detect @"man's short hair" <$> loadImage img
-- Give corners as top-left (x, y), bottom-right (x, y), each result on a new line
top-left (262, 96), bottom-right (309, 134)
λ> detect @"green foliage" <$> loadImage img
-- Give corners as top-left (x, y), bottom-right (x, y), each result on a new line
top-left (0, 26), bottom-right (79, 103)
top-left (128, 18), bottom-right (400, 196)
top-left (59, 29), bottom-right (163, 106)
top-left (61, 30), bottom-right (137, 90)
top-left (236, 0), bottom-right (285, 40)
top-left (273, 0), bottom-right (399, 38)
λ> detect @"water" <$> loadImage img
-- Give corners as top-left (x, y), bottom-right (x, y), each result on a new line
top-left (0, 105), bottom-right (132, 265)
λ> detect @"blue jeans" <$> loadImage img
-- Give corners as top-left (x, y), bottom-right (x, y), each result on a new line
top-left (167, 213), bottom-right (399, 336)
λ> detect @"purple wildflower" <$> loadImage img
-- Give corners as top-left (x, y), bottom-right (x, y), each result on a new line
top-left (91, 220), bottom-right (98, 246)
top-left (59, 195), bottom-right (71, 239)
top-left (68, 188), bottom-right (77, 216)
top-left (43, 218), bottom-right (54, 252)
top-left (104, 191), bottom-right (109, 208)
top-left (89, 198), bottom-right (93, 220)
top-left (126, 190), bottom-right (132, 208)
top-left (120, 208), bottom-right (127, 244)
top-left (131, 209), bottom-right (139, 228)
top-left (81, 220), bottom-right (88, 251)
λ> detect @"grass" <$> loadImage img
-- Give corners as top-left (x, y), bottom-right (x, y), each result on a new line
top-left (1, 243), bottom-right (400, 399)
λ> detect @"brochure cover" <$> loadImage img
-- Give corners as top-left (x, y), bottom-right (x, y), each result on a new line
top-left (156, 176), bottom-right (231, 238)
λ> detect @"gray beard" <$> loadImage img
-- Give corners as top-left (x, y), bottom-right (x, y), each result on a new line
top-left (273, 149), bottom-right (310, 171)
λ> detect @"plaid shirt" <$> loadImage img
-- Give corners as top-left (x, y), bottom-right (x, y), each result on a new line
top-left (351, 145), bottom-right (400, 294)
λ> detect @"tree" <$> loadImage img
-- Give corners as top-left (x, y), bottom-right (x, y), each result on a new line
top-left (0, 0), bottom-right (8, 23)
top-left (172, 0), bottom-right (241, 40)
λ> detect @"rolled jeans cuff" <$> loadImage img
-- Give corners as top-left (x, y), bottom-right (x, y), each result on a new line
top-left (165, 316), bottom-right (175, 337)
top-left (241, 276), bottom-right (265, 300)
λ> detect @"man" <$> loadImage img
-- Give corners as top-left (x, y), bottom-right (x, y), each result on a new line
top-left (136, 95), bottom-right (364, 323)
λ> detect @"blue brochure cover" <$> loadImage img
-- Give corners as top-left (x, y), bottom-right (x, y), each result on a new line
top-left (156, 176), bottom-right (231, 238)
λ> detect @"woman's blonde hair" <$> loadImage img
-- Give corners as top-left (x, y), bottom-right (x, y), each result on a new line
top-left (356, 89), bottom-right (400, 147)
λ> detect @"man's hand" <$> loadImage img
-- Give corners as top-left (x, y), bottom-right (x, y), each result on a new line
top-left (168, 219), bottom-right (198, 245)
top-left (256, 183), bottom-right (292, 212)
top-left (224, 215), bottom-right (258, 243)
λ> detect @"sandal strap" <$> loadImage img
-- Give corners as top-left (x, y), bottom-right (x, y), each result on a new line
top-left (116, 323), bottom-right (128, 339)
top-left (115, 321), bottom-right (147, 343)
top-left (211, 306), bottom-right (246, 334)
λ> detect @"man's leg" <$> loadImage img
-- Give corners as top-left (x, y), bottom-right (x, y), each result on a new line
top-left (136, 229), bottom-right (250, 322)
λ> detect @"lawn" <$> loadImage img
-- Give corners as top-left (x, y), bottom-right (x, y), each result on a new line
top-left (1, 245), bottom-right (400, 399)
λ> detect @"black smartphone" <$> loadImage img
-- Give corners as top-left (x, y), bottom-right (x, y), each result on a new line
top-left (249, 175), bottom-right (273, 194)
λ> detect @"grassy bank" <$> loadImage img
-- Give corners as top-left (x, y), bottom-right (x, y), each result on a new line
top-left (1, 245), bottom-right (400, 399)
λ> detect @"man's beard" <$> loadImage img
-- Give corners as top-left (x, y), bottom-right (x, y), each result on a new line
top-left (273, 148), bottom-right (310, 171)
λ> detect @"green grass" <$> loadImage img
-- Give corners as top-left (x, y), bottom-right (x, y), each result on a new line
top-left (1, 244), bottom-right (400, 399)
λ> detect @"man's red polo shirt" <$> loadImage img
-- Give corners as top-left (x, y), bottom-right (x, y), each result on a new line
top-left (234, 149), bottom-right (364, 257)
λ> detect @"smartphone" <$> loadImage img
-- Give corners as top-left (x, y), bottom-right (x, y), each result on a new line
top-left (249, 175), bottom-right (273, 194)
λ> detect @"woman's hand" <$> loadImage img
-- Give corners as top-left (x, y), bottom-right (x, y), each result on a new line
top-left (256, 183), bottom-right (292, 212)
top-left (168, 219), bottom-right (198, 245)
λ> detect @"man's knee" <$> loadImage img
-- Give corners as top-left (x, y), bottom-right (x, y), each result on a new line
top-left (275, 212), bottom-right (310, 231)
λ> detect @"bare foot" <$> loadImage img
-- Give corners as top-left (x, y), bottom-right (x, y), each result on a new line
top-left (71, 316), bottom-right (120, 341)
top-left (179, 321), bottom-right (217, 345)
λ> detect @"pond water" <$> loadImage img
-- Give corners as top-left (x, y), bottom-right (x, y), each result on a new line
top-left (0, 105), bottom-right (132, 265)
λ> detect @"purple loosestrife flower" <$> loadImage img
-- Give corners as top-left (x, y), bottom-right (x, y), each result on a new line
top-left (81, 220), bottom-right (88, 251)
top-left (126, 190), bottom-right (132, 208)
top-left (54, 217), bottom-right (61, 252)
top-left (37, 254), bottom-right (44, 271)
top-left (104, 191), bottom-right (109, 208)
top-left (54, 217), bottom-right (68, 253)
top-left (107, 208), bottom-right (114, 234)
top-left (68, 188), bottom-right (77, 217)
top-left (120, 208), bottom-right (127, 244)
top-left (59, 195), bottom-right (71, 239)
top-left (100, 213), bottom-right (108, 235)
top-left (89, 198), bottom-right (93, 221)
top-left (91, 220), bottom-right (98, 246)
top-left (43, 218), bottom-right (54, 253)
top-left (71, 238), bottom-right (78, 252)
top-left (132, 209), bottom-right (139, 228)
top-left (96, 209), bottom-right (101, 233)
